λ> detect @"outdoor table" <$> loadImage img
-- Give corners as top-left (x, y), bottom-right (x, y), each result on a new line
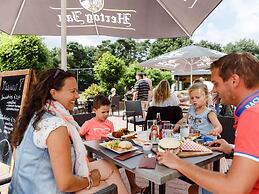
top-left (83, 138), bottom-right (223, 194)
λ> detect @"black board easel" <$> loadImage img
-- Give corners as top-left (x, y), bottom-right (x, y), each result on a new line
top-left (0, 69), bottom-right (34, 164)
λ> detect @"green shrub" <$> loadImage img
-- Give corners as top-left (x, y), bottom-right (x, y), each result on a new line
top-left (81, 83), bottom-right (105, 100)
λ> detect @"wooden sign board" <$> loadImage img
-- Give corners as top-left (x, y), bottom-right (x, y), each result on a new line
top-left (0, 69), bottom-right (34, 164)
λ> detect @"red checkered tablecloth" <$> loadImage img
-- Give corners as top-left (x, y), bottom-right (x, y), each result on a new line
top-left (181, 139), bottom-right (211, 152)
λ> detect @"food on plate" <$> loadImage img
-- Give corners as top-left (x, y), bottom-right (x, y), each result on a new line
top-left (181, 139), bottom-right (212, 152)
top-left (112, 131), bottom-right (124, 138)
top-left (112, 128), bottom-right (136, 139)
top-left (132, 138), bottom-right (148, 146)
top-left (189, 131), bottom-right (201, 141)
top-left (118, 141), bottom-right (133, 149)
top-left (105, 140), bottom-right (120, 150)
top-left (158, 138), bottom-right (181, 154)
top-left (104, 140), bottom-right (133, 151)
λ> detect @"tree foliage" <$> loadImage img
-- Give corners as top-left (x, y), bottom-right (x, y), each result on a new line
top-left (195, 40), bottom-right (223, 52)
top-left (0, 34), bottom-right (52, 72)
top-left (94, 52), bottom-right (126, 92)
top-left (223, 39), bottom-right (259, 58)
top-left (148, 38), bottom-right (193, 59)
top-left (81, 83), bottom-right (105, 100)
top-left (96, 39), bottom-right (150, 65)
top-left (67, 42), bottom-right (97, 68)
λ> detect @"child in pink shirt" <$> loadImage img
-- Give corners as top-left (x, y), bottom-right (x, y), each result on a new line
top-left (80, 95), bottom-right (148, 194)
top-left (80, 95), bottom-right (114, 140)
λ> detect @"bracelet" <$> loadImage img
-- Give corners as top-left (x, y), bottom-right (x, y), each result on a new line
top-left (86, 176), bottom-right (92, 190)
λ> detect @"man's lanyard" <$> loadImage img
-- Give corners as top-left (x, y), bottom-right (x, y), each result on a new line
top-left (234, 90), bottom-right (259, 128)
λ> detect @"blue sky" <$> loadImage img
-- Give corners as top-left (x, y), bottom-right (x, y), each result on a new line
top-left (43, 0), bottom-right (259, 49)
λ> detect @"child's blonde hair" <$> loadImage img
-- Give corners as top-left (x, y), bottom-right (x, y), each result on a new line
top-left (153, 80), bottom-right (171, 104)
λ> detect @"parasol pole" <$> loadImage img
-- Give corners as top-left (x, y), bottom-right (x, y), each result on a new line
top-left (190, 64), bottom-right (193, 85)
top-left (61, 0), bottom-right (67, 70)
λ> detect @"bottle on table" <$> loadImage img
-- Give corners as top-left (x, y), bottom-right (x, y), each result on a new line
top-left (156, 113), bottom-right (163, 139)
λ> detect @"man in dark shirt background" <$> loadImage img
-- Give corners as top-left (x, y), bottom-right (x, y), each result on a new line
top-left (132, 72), bottom-right (150, 101)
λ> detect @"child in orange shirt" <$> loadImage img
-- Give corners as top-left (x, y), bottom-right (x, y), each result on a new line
top-left (80, 96), bottom-right (114, 140)
top-left (80, 95), bottom-right (148, 194)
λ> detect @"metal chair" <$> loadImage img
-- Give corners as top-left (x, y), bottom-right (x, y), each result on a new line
top-left (217, 116), bottom-right (235, 144)
top-left (93, 184), bottom-right (118, 194)
top-left (73, 113), bottom-right (96, 126)
top-left (125, 101), bottom-right (145, 131)
top-left (145, 106), bottom-right (183, 130)
top-left (110, 96), bottom-right (120, 116)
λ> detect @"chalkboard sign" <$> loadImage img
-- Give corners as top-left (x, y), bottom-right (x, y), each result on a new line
top-left (0, 69), bottom-right (34, 164)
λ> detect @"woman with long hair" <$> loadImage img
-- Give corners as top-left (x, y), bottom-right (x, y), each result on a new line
top-left (150, 80), bottom-right (180, 107)
top-left (9, 68), bottom-right (128, 194)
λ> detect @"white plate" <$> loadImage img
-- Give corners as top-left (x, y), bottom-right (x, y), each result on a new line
top-left (100, 142), bottom-right (139, 154)
top-left (132, 138), bottom-right (159, 146)
top-left (132, 138), bottom-right (146, 146)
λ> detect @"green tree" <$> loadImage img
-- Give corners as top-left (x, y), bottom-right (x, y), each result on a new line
top-left (118, 63), bottom-right (144, 90)
top-left (195, 40), bottom-right (223, 52)
top-left (96, 39), bottom-right (150, 65)
top-left (0, 34), bottom-right (52, 72)
top-left (50, 43), bottom-right (98, 91)
top-left (67, 42), bottom-right (98, 91)
top-left (94, 52), bottom-right (126, 93)
top-left (49, 47), bottom-right (60, 68)
top-left (224, 39), bottom-right (259, 58)
top-left (148, 38), bottom-right (193, 59)
top-left (67, 42), bottom-right (97, 68)
top-left (145, 68), bottom-right (173, 87)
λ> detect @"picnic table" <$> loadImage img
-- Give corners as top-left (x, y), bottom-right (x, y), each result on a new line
top-left (83, 135), bottom-right (223, 194)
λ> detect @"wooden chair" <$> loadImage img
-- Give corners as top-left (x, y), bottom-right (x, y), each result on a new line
top-left (125, 101), bottom-right (145, 131)
top-left (217, 116), bottom-right (235, 144)
top-left (145, 106), bottom-right (183, 130)
top-left (110, 96), bottom-right (120, 116)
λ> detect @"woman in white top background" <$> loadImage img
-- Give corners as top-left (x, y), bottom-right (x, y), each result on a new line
top-left (150, 80), bottom-right (180, 107)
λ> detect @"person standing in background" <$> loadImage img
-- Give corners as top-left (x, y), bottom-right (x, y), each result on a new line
top-left (132, 72), bottom-right (150, 101)
top-left (143, 72), bottom-right (153, 101)
top-left (132, 72), bottom-right (150, 112)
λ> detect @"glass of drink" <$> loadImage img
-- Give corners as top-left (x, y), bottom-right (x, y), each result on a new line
top-left (180, 126), bottom-right (190, 139)
top-left (142, 142), bottom-right (152, 156)
top-left (162, 123), bottom-right (173, 138)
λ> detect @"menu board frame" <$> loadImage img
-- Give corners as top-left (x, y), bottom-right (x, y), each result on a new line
top-left (0, 69), bottom-right (34, 164)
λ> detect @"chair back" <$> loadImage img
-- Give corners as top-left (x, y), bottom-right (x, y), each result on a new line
top-left (125, 101), bottom-right (143, 117)
top-left (73, 113), bottom-right (96, 126)
top-left (217, 116), bottom-right (235, 144)
top-left (93, 184), bottom-right (118, 194)
top-left (110, 96), bottom-right (120, 116)
top-left (145, 106), bottom-right (183, 130)
top-left (0, 139), bottom-right (12, 165)
top-left (111, 96), bottom-right (120, 108)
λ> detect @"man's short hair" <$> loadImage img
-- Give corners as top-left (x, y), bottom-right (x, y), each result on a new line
top-left (211, 52), bottom-right (259, 88)
top-left (93, 94), bottom-right (110, 109)
top-left (136, 72), bottom-right (144, 79)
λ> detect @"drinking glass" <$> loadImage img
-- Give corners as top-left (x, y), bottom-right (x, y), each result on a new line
top-left (162, 123), bottom-right (173, 138)
top-left (180, 126), bottom-right (189, 139)
top-left (142, 142), bottom-right (152, 156)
